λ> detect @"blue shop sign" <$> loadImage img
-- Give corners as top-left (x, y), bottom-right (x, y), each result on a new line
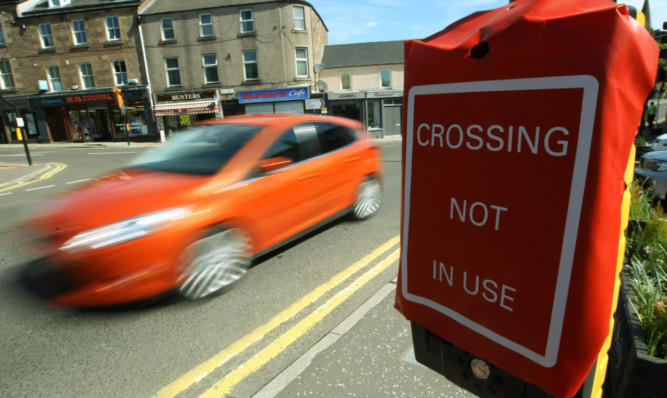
top-left (41, 98), bottom-right (64, 105)
top-left (238, 87), bottom-right (309, 104)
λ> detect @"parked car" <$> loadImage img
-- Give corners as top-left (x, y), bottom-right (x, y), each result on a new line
top-left (651, 133), bottom-right (667, 151)
top-left (24, 114), bottom-right (383, 307)
top-left (635, 149), bottom-right (667, 201)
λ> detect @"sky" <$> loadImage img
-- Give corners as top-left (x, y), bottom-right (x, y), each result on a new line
top-left (306, 0), bottom-right (667, 44)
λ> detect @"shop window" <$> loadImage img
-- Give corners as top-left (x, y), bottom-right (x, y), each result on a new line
top-left (0, 21), bottom-right (6, 45)
top-left (161, 18), bottom-right (175, 40)
top-left (340, 72), bottom-right (351, 90)
top-left (203, 54), bottom-right (219, 84)
top-left (199, 14), bottom-right (213, 37)
top-left (165, 57), bottom-right (181, 87)
top-left (380, 70), bottom-right (391, 88)
top-left (72, 20), bottom-right (87, 45)
top-left (39, 24), bottom-right (54, 49)
top-left (332, 101), bottom-right (361, 122)
top-left (113, 60), bottom-right (128, 86)
top-left (367, 100), bottom-right (382, 129)
top-left (0, 60), bottom-right (14, 89)
top-left (293, 6), bottom-right (305, 31)
top-left (47, 66), bottom-right (63, 91)
top-left (243, 50), bottom-right (259, 81)
top-left (295, 48), bottom-right (308, 77)
top-left (79, 63), bottom-right (95, 88)
top-left (105, 16), bottom-right (121, 41)
top-left (240, 10), bottom-right (254, 33)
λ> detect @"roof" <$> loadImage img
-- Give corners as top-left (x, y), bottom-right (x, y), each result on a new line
top-left (141, 0), bottom-right (313, 15)
top-left (321, 40), bottom-right (405, 69)
top-left (19, 0), bottom-right (142, 16)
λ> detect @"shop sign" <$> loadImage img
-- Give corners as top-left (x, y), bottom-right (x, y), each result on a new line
top-left (238, 87), bottom-right (309, 104)
top-left (65, 93), bottom-right (113, 104)
top-left (367, 90), bottom-right (402, 98)
top-left (327, 91), bottom-right (366, 100)
top-left (40, 98), bottom-right (64, 105)
top-left (156, 90), bottom-right (217, 104)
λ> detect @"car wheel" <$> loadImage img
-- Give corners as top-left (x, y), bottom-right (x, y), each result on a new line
top-left (178, 227), bottom-right (252, 300)
top-left (351, 176), bottom-right (382, 220)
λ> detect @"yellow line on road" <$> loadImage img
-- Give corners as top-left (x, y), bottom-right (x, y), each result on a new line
top-left (155, 235), bottom-right (400, 398)
top-left (0, 162), bottom-right (66, 193)
top-left (200, 247), bottom-right (401, 397)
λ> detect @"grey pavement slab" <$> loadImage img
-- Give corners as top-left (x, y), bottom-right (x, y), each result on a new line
top-left (256, 282), bottom-right (475, 398)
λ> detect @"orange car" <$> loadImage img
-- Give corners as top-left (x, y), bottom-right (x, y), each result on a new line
top-left (24, 114), bottom-right (383, 307)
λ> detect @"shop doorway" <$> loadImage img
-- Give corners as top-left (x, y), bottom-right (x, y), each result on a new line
top-left (45, 107), bottom-right (69, 142)
top-left (88, 109), bottom-right (112, 141)
top-left (383, 105), bottom-right (402, 136)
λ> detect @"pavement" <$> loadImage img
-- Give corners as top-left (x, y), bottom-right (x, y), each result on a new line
top-left (0, 136), bottom-right (479, 397)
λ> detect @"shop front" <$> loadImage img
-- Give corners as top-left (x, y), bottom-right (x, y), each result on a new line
top-left (327, 89), bottom-right (403, 138)
top-left (238, 87), bottom-right (310, 114)
top-left (154, 90), bottom-right (219, 136)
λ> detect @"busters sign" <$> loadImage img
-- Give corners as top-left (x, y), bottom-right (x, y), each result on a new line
top-left (238, 87), bottom-right (309, 104)
top-left (402, 76), bottom-right (597, 367)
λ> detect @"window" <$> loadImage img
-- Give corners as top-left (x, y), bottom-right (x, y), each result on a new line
top-left (340, 72), bottom-right (351, 90)
top-left (49, 0), bottom-right (70, 7)
top-left (113, 60), bottom-right (128, 86)
top-left (47, 66), bottom-right (63, 91)
top-left (242, 50), bottom-right (258, 81)
top-left (0, 22), bottom-right (5, 45)
top-left (203, 54), bottom-right (219, 84)
top-left (39, 24), bottom-right (55, 49)
top-left (105, 16), bottom-right (121, 41)
top-left (240, 10), bottom-right (254, 33)
top-left (165, 58), bottom-right (181, 86)
top-left (199, 14), bottom-right (213, 37)
top-left (293, 6), bottom-right (305, 30)
top-left (71, 20), bottom-right (87, 45)
top-left (380, 70), bottom-right (391, 88)
top-left (316, 122), bottom-right (355, 153)
top-left (295, 48), bottom-right (308, 77)
top-left (367, 100), bottom-right (382, 128)
top-left (161, 18), bottom-right (175, 40)
top-left (0, 60), bottom-right (14, 89)
top-left (79, 63), bottom-right (95, 88)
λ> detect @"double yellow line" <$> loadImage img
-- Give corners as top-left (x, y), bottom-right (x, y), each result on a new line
top-left (0, 162), bottom-right (66, 193)
top-left (156, 235), bottom-right (401, 398)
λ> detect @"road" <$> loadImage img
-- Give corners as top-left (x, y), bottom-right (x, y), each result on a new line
top-left (0, 142), bottom-right (414, 397)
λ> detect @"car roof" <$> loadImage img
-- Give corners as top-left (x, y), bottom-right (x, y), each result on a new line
top-left (196, 114), bottom-right (363, 129)
top-left (643, 150), bottom-right (667, 160)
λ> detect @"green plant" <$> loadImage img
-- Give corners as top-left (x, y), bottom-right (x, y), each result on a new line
top-left (626, 179), bottom-right (667, 359)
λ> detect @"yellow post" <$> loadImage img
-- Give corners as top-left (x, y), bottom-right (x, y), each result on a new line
top-left (16, 127), bottom-right (22, 141)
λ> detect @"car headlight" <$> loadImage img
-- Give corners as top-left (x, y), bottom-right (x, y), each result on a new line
top-left (60, 206), bottom-right (192, 253)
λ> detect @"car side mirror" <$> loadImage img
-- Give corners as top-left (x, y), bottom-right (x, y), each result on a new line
top-left (257, 157), bottom-right (293, 173)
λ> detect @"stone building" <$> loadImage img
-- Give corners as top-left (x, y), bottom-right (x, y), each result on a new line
top-left (0, 0), bottom-right (149, 143)
top-left (138, 0), bottom-right (328, 135)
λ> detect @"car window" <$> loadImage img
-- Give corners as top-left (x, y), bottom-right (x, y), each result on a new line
top-left (315, 122), bottom-right (356, 153)
top-left (262, 128), bottom-right (301, 162)
top-left (128, 124), bottom-right (260, 175)
top-left (293, 123), bottom-right (321, 159)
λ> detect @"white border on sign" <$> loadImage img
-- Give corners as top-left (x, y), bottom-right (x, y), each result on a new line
top-left (402, 75), bottom-right (598, 368)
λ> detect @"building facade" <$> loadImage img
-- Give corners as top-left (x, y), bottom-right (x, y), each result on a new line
top-left (319, 40), bottom-right (404, 138)
top-left (138, 0), bottom-right (328, 135)
top-left (0, 0), bottom-right (150, 143)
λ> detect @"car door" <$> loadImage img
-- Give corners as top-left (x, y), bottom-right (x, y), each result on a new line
top-left (308, 122), bottom-right (362, 217)
top-left (240, 125), bottom-right (323, 251)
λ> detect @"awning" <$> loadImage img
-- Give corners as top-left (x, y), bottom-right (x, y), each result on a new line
top-left (154, 101), bottom-right (217, 116)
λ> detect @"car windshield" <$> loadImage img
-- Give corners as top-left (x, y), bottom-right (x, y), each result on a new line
top-left (128, 124), bottom-right (261, 175)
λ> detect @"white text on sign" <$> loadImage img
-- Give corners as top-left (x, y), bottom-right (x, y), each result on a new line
top-left (416, 123), bottom-right (570, 156)
top-left (450, 198), bottom-right (508, 231)
top-left (432, 260), bottom-right (517, 312)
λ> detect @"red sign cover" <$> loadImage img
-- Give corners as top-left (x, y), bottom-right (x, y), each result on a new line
top-left (395, 0), bottom-right (658, 396)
